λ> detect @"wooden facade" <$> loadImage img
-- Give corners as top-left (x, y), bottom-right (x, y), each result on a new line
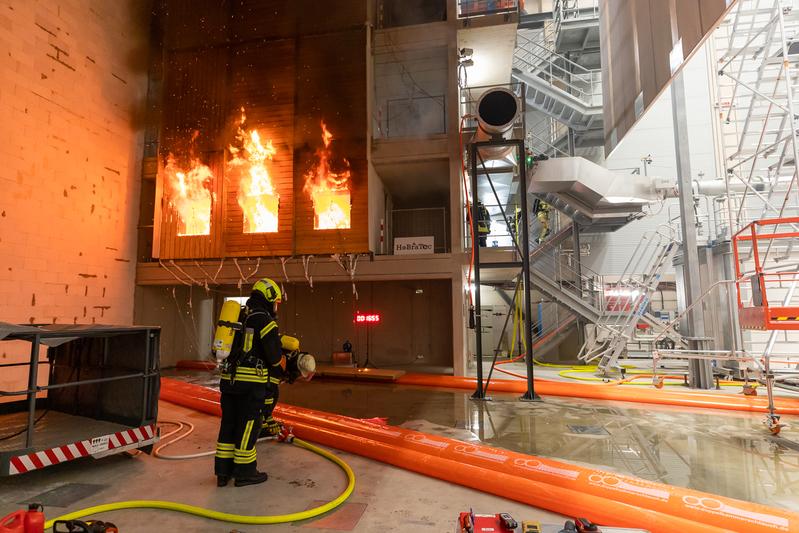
top-left (153, 0), bottom-right (369, 259)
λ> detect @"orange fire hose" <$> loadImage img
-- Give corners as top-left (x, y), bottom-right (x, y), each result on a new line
top-left (173, 361), bottom-right (799, 415)
top-left (172, 361), bottom-right (799, 415)
top-left (160, 378), bottom-right (799, 533)
top-left (393, 373), bottom-right (799, 416)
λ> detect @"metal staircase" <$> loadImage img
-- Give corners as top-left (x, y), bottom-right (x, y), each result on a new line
top-left (512, 33), bottom-right (603, 145)
top-left (578, 228), bottom-right (681, 374)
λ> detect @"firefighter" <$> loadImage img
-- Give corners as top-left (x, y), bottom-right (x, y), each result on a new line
top-left (534, 199), bottom-right (551, 244)
top-left (215, 278), bottom-right (282, 487)
top-left (509, 205), bottom-right (522, 244)
top-left (477, 201), bottom-right (491, 247)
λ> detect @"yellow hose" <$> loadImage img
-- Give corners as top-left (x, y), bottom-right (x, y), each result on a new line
top-left (44, 438), bottom-right (355, 529)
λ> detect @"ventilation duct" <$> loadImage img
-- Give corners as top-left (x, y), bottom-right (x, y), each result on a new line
top-left (474, 87), bottom-right (521, 161)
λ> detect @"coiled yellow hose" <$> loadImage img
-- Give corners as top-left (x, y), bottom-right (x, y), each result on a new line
top-left (44, 437), bottom-right (355, 529)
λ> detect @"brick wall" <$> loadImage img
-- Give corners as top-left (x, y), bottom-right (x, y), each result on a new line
top-left (0, 0), bottom-right (150, 392)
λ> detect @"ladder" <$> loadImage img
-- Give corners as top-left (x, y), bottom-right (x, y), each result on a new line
top-left (579, 229), bottom-right (680, 374)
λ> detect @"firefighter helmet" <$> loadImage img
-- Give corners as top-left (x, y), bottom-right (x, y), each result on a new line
top-left (253, 278), bottom-right (282, 303)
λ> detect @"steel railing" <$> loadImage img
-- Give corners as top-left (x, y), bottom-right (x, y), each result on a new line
top-left (514, 33), bottom-right (602, 107)
top-left (457, 0), bottom-right (519, 19)
top-left (554, 0), bottom-right (599, 36)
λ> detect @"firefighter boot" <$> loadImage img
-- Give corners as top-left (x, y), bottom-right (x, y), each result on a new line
top-left (234, 470), bottom-right (269, 487)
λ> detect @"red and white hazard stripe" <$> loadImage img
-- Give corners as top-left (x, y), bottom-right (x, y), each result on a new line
top-left (107, 425), bottom-right (155, 450)
top-left (9, 424), bottom-right (157, 475)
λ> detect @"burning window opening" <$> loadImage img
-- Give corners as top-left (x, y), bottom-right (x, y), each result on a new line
top-left (228, 108), bottom-right (280, 234)
top-left (163, 133), bottom-right (214, 237)
top-left (304, 121), bottom-right (351, 230)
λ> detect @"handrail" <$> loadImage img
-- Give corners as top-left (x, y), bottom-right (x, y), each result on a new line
top-left (513, 34), bottom-right (602, 106)
top-left (653, 279), bottom-right (740, 347)
top-left (517, 33), bottom-right (594, 76)
top-left (554, 0), bottom-right (600, 34)
top-left (578, 226), bottom-right (681, 365)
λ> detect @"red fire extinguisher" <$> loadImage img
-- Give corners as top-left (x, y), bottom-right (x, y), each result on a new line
top-left (0, 504), bottom-right (44, 533)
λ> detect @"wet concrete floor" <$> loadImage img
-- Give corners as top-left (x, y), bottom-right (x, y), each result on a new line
top-left (1, 402), bottom-right (566, 532)
top-left (169, 371), bottom-right (799, 511)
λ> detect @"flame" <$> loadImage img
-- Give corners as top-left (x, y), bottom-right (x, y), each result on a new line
top-left (228, 109), bottom-right (280, 233)
top-left (164, 153), bottom-right (213, 236)
top-left (304, 121), bottom-right (351, 230)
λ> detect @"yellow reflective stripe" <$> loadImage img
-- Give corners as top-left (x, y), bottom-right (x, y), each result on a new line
top-left (229, 375), bottom-right (269, 384)
top-left (244, 331), bottom-right (253, 352)
top-left (234, 455), bottom-right (256, 464)
top-left (234, 449), bottom-right (257, 458)
top-left (240, 420), bottom-right (254, 449)
top-left (221, 374), bottom-right (269, 383)
top-left (216, 443), bottom-right (234, 450)
top-left (264, 398), bottom-right (274, 405)
top-left (215, 451), bottom-right (234, 459)
top-left (231, 367), bottom-right (263, 374)
top-left (260, 321), bottom-right (277, 338)
top-left (269, 377), bottom-right (282, 384)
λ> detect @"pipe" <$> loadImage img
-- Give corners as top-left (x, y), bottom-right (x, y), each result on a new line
top-left (657, 178), bottom-right (767, 198)
top-left (173, 362), bottom-right (799, 415)
top-left (160, 378), bottom-right (799, 533)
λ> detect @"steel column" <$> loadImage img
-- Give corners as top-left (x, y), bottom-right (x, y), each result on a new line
top-left (518, 139), bottom-right (539, 401)
top-left (672, 71), bottom-right (714, 389)
top-left (25, 335), bottom-right (40, 448)
top-left (469, 138), bottom-right (539, 401)
top-left (470, 146), bottom-right (486, 400)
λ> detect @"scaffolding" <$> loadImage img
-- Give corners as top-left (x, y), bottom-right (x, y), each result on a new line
top-left (711, 0), bottom-right (799, 404)
top-left (714, 0), bottom-right (799, 234)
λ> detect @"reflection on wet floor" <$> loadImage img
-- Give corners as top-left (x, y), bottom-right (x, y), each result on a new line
top-left (167, 370), bottom-right (799, 511)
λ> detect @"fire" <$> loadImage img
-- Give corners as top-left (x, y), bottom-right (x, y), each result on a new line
top-left (228, 109), bottom-right (280, 233)
top-left (163, 151), bottom-right (214, 237)
top-left (304, 121), bottom-right (351, 230)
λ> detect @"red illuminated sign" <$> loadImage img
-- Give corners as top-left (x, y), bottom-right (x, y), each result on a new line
top-left (354, 312), bottom-right (381, 324)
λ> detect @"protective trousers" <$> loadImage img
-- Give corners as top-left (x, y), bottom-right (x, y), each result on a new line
top-left (215, 378), bottom-right (267, 478)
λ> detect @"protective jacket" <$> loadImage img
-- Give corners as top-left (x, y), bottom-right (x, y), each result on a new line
top-left (220, 291), bottom-right (282, 385)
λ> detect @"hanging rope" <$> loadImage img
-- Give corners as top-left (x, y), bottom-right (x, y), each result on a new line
top-left (233, 258), bottom-right (246, 289)
top-left (302, 255), bottom-right (314, 288)
top-left (279, 256), bottom-right (292, 301)
top-left (333, 254), bottom-right (360, 300)
top-left (169, 287), bottom-right (202, 359)
top-left (159, 260), bottom-right (192, 286)
top-left (212, 258), bottom-right (225, 283)
top-left (193, 261), bottom-right (214, 291)
top-left (247, 258), bottom-right (262, 283)
top-left (168, 260), bottom-right (203, 288)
